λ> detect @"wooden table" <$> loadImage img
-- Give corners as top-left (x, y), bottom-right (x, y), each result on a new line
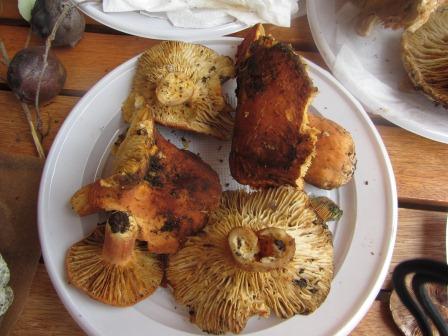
top-left (1, 3), bottom-right (447, 335)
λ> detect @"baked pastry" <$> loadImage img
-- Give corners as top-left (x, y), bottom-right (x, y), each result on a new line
top-left (167, 187), bottom-right (334, 334)
top-left (229, 25), bottom-right (318, 189)
top-left (122, 41), bottom-right (235, 139)
top-left (402, 4), bottom-right (448, 107)
top-left (305, 113), bottom-right (357, 190)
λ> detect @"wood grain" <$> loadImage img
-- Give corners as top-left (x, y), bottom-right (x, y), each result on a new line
top-left (351, 300), bottom-right (401, 336)
top-left (11, 267), bottom-right (401, 336)
top-left (0, 90), bottom-right (78, 156)
top-left (10, 266), bottom-right (84, 336)
top-left (378, 125), bottom-right (448, 207)
top-left (0, 25), bottom-right (324, 94)
top-left (384, 208), bottom-right (447, 289)
top-left (9, 265), bottom-right (401, 336)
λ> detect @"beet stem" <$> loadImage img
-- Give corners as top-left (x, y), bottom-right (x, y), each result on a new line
top-left (19, 100), bottom-right (46, 159)
top-left (34, 0), bottom-right (100, 132)
top-left (1, 39), bottom-right (45, 158)
top-left (24, 28), bottom-right (32, 49)
top-left (0, 39), bottom-right (10, 65)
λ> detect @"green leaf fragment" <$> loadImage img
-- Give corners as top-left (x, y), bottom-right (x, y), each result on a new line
top-left (18, 0), bottom-right (37, 22)
top-left (309, 196), bottom-right (343, 224)
top-left (0, 255), bottom-right (10, 288)
top-left (0, 287), bottom-right (14, 316)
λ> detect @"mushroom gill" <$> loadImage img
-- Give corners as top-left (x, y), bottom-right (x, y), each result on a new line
top-left (122, 41), bottom-right (235, 139)
top-left (401, 5), bottom-right (448, 107)
top-left (353, 0), bottom-right (444, 36)
top-left (66, 216), bottom-right (163, 306)
top-left (167, 186), bottom-right (334, 334)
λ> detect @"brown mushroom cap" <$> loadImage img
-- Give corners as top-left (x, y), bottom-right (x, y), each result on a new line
top-left (122, 41), bottom-right (235, 139)
top-left (167, 186), bottom-right (334, 334)
top-left (66, 223), bottom-right (163, 307)
top-left (230, 32), bottom-right (318, 189)
top-left (401, 5), bottom-right (448, 107)
top-left (305, 113), bottom-right (356, 190)
top-left (70, 106), bottom-right (222, 254)
top-left (67, 105), bottom-right (221, 306)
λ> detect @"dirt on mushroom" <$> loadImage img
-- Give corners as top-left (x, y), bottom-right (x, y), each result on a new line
top-left (167, 187), bottom-right (334, 334)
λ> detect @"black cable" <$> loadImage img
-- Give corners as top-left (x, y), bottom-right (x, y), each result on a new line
top-left (413, 273), bottom-right (448, 336)
top-left (392, 259), bottom-right (448, 336)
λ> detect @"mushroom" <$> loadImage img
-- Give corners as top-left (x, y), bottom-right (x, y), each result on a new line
top-left (167, 186), bottom-right (334, 334)
top-left (401, 4), bottom-right (448, 107)
top-left (235, 23), bottom-right (266, 69)
top-left (66, 216), bottom-right (163, 306)
top-left (122, 41), bottom-right (235, 139)
top-left (308, 196), bottom-right (343, 225)
top-left (230, 25), bottom-right (318, 189)
top-left (67, 105), bottom-right (221, 306)
top-left (353, 0), bottom-right (442, 36)
top-left (305, 113), bottom-right (356, 190)
top-left (390, 284), bottom-right (448, 335)
top-left (0, 254), bottom-right (13, 317)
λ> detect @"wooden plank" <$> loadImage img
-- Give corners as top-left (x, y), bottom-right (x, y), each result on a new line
top-left (9, 265), bottom-right (400, 336)
top-left (0, 2), bottom-right (315, 49)
top-left (10, 265), bottom-right (85, 336)
top-left (383, 208), bottom-right (447, 289)
top-left (0, 24), bottom-right (323, 93)
top-left (350, 300), bottom-right (401, 335)
top-left (0, 91), bottom-right (78, 157)
top-left (377, 125), bottom-right (448, 207)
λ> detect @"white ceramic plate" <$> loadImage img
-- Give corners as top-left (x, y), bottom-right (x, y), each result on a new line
top-left (307, 0), bottom-right (448, 144)
top-left (75, 1), bottom-right (247, 40)
top-left (38, 38), bottom-right (397, 336)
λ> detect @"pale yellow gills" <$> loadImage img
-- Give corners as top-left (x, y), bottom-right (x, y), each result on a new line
top-left (122, 41), bottom-right (235, 139)
top-left (167, 187), bottom-right (333, 334)
top-left (402, 5), bottom-right (448, 107)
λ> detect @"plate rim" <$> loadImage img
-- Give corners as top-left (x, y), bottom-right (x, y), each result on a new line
top-left (306, 0), bottom-right (448, 144)
top-left (38, 37), bottom-right (398, 336)
top-left (75, 1), bottom-right (249, 40)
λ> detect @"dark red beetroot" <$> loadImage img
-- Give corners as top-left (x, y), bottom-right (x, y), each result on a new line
top-left (30, 0), bottom-right (85, 47)
top-left (7, 46), bottom-right (66, 104)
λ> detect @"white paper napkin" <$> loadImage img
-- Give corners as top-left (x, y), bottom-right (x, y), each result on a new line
top-left (103, 0), bottom-right (299, 27)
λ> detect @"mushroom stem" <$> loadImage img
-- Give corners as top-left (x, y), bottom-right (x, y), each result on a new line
top-left (228, 227), bottom-right (295, 272)
top-left (102, 212), bottom-right (137, 265)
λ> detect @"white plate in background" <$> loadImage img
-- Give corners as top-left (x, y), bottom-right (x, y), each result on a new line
top-left (307, 0), bottom-right (448, 143)
top-left (75, 1), bottom-right (247, 40)
top-left (38, 38), bottom-right (397, 336)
